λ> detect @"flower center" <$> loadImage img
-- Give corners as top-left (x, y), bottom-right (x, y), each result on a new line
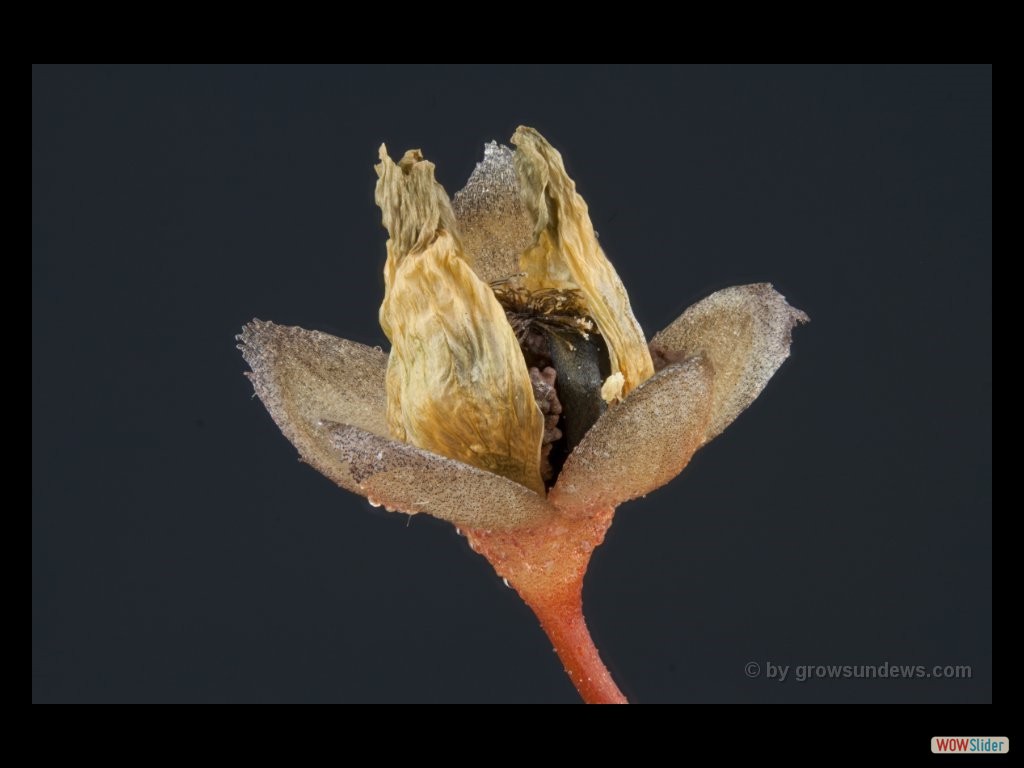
top-left (494, 284), bottom-right (611, 486)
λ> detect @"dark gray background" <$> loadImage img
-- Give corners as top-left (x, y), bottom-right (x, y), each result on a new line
top-left (32, 65), bottom-right (992, 703)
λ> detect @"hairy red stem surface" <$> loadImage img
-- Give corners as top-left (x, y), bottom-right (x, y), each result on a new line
top-left (466, 507), bottom-right (627, 704)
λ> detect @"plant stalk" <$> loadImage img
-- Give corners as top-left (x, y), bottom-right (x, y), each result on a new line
top-left (466, 506), bottom-right (627, 703)
top-left (523, 582), bottom-right (627, 704)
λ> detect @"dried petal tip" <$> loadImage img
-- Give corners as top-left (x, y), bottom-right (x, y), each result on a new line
top-left (374, 145), bottom-right (461, 262)
top-left (511, 126), bottom-right (655, 400)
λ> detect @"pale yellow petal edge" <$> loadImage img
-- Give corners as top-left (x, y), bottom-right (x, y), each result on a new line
top-left (512, 126), bottom-right (655, 400)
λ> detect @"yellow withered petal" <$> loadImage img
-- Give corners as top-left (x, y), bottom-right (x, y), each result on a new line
top-left (374, 146), bottom-right (462, 262)
top-left (512, 126), bottom-right (655, 401)
top-left (649, 283), bottom-right (809, 441)
top-left (375, 145), bottom-right (464, 338)
top-left (376, 147), bottom-right (546, 496)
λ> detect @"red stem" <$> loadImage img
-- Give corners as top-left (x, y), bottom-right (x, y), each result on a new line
top-left (466, 507), bottom-right (626, 703)
top-left (524, 585), bottom-right (627, 704)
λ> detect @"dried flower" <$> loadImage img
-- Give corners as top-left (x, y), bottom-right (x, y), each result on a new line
top-left (239, 126), bottom-right (807, 703)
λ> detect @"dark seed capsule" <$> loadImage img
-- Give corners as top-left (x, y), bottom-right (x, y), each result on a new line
top-left (497, 285), bottom-right (612, 484)
top-left (545, 328), bottom-right (608, 453)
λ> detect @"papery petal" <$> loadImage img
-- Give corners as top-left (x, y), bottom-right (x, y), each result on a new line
top-left (512, 126), bottom-right (655, 401)
top-left (374, 146), bottom-right (464, 339)
top-left (327, 422), bottom-right (553, 530)
top-left (377, 147), bottom-right (546, 495)
top-left (374, 147), bottom-right (461, 260)
top-left (238, 320), bottom-right (388, 493)
top-left (649, 283), bottom-right (809, 441)
top-left (549, 357), bottom-right (713, 514)
top-left (452, 142), bottom-right (533, 286)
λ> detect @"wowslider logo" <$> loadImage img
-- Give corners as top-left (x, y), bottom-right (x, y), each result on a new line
top-left (932, 737), bottom-right (1009, 754)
